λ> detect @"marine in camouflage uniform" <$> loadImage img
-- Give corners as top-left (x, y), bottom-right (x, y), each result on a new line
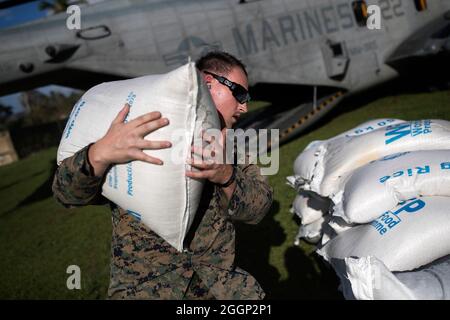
top-left (52, 143), bottom-right (273, 300)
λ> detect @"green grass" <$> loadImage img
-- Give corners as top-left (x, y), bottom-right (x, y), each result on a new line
top-left (0, 88), bottom-right (449, 299)
top-left (0, 149), bottom-right (111, 299)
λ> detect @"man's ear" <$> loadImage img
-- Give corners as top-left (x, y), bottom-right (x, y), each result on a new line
top-left (202, 73), bottom-right (213, 89)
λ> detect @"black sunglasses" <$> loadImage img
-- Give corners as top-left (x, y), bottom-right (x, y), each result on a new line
top-left (203, 71), bottom-right (251, 104)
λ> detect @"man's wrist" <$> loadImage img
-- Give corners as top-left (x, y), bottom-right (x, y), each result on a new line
top-left (218, 165), bottom-right (236, 188)
top-left (88, 142), bottom-right (109, 177)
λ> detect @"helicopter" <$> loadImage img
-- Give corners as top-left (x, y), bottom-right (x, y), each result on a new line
top-left (1, 0), bottom-right (449, 144)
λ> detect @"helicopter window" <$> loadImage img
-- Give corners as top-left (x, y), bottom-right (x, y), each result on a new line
top-left (331, 43), bottom-right (343, 57)
top-left (414, 0), bottom-right (428, 12)
top-left (76, 25), bottom-right (111, 40)
top-left (352, 1), bottom-right (368, 27)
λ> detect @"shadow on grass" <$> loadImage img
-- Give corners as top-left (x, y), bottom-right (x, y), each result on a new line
top-left (235, 200), bottom-right (342, 299)
top-left (274, 246), bottom-right (342, 299)
top-left (0, 169), bottom-right (47, 192)
top-left (18, 160), bottom-right (57, 207)
top-left (235, 200), bottom-right (284, 298)
top-left (2, 160), bottom-right (57, 216)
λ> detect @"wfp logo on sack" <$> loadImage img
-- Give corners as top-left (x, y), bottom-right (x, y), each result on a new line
top-left (385, 120), bottom-right (432, 145)
top-left (371, 198), bottom-right (425, 235)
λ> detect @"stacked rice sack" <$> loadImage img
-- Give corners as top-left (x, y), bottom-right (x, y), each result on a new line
top-left (287, 119), bottom-right (450, 299)
top-left (286, 119), bottom-right (404, 244)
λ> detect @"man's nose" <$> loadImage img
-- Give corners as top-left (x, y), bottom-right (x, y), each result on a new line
top-left (238, 102), bottom-right (248, 113)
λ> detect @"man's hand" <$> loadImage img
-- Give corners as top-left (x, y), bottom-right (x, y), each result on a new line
top-left (185, 130), bottom-right (236, 199)
top-left (186, 153), bottom-right (233, 185)
top-left (88, 103), bottom-right (172, 177)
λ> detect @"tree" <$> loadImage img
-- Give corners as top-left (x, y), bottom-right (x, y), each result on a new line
top-left (19, 89), bottom-right (83, 126)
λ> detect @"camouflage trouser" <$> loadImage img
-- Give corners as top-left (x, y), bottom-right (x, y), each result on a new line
top-left (183, 272), bottom-right (215, 300)
top-left (107, 271), bottom-right (215, 300)
top-left (107, 267), bottom-right (265, 300)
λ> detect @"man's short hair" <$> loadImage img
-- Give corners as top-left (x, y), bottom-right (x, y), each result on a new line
top-left (195, 51), bottom-right (248, 77)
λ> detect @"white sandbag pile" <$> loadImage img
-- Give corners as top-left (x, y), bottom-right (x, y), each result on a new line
top-left (290, 191), bottom-right (330, 225)
top-left (287, 118), bottom-right (450, 299)
top-left (57, 62), bottom-right (221, 251)
top-left (287, 119), bottom-right (405, 244)
top-left (342, 255), bottom-right (450, 300)
top-left (288, 190), bottom-right (330, 244)
top-left (289, 119), bottom-right (405, 192)
top-left (332, 150), bottom-right (450, 224)
top-left (295, 119), bottom-right (450, 197)
top-left (294, 216), bottom-right (328, 245)
top-left (318, 197), bottom-right (450, 272)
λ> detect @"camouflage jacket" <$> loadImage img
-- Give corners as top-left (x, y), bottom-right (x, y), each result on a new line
top-left (52, 145), bottom-right (273, 300)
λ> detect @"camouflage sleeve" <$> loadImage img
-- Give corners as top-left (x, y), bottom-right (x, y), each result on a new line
top-left (52, 144), bottom-right (108, 208)
top-left (222, 164), bottom-right (273, 225)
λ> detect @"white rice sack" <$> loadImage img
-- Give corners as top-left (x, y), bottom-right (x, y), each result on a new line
top-left (395, 255), bottom-right (450, 300)
top-left (289, 119), bottom-right (405, 191)
top-left (56, 62), bottom-right (220, 251)
top-left (299, 120), bottom-right (450, 197)
top-left (321, 221), bottom-right (338, 246)
top-left (328, 216), bottom-right (356, 235)
top-left (332, 150), bottom-right (450, 224)
top-left (343, 255), bottom-right (450, 300)
top-left (317, 197), bottom-right (450, 272)
top-left (291, 190), bottom-right (330, 225)
top-left (331, 256), bottom-right (415, 300)
top-left (338, 119), bottom-right (405, 138)
top-left (321, 217), bottom-right (356, 246)
top-left (294, 216), bottom-right (327, 245)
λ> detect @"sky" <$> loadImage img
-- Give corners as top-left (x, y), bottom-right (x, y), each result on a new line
top-left (0, 0), bottom-right (103, 113)
top-left (0, 1), bottom-right (47, 29)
